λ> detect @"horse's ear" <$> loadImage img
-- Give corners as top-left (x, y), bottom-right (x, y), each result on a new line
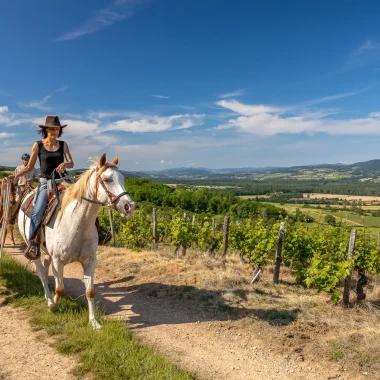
top-left (113, 156), bottom-right (119, 165)
top-left (99, 154), bottom-right (106, 167)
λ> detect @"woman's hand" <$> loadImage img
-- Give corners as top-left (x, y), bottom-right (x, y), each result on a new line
top-left (56, 162), bottom-right (66, 174)
top-left (7, 175), bottom-right (17, 185)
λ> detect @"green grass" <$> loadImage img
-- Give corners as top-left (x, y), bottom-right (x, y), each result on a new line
top-left (0, 255), bottom-right (197, 380)
top-left (329, 342), bottom-right (345, 361)
top-left (270, 203), bottom-right (380, 231)
top-left (238, 195), bottom-right (271, 199)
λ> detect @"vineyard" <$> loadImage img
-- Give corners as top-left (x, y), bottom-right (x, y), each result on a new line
top-left (98, 207), bottom-right (380, 305)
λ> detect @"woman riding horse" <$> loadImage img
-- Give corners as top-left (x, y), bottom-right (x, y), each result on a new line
top-left (9, 116), bottom-right (74, 259)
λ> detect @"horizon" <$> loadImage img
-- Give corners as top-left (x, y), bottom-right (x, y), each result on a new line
top-left (3, 157), bottom-right (379, 173)
top-left (2, 1), bottom-right (380, 169)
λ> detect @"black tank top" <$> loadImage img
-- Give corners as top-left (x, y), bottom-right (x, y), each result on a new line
top-left (37, 140), bottom-right (65, 179)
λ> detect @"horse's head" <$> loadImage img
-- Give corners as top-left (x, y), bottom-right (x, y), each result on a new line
top-left (95, 153), bottom-right (135, 217)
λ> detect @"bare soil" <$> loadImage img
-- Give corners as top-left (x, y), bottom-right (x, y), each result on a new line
top-left (0, 300), bottom-right (77, 380)
top-left (4, 237), bottom-right (380, 380)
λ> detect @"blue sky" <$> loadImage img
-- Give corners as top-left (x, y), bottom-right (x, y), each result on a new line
top-left (2, 0), bottom-right (380, 170)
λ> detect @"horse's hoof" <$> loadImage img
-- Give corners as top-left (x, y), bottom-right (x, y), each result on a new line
top-left (90, 320), bottom-right (102, 330)
top-left (48, 302), bottom-right (57, 312)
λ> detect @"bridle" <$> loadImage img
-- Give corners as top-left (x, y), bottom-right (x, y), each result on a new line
top-left (82, 168), bottom-right (130, 210)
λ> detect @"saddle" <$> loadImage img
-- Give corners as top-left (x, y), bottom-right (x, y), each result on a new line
top-left (21, 185), bottom-right (65, 226)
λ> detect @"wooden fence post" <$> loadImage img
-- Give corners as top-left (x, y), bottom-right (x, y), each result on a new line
top-left (212, 218), bottom-right (216, 233)
top-left (343, 228), bottom-right (356, 307)
top-left (108, 208), bottom-right (115, 246)
top-left (222, 215), bottom-right (230, 256)
top-left (273, 222), bottom-right (285, 284)
top-left (153, 208), bottom-right (158, 249)
top-left (192, 215), bottom-right (196, 226)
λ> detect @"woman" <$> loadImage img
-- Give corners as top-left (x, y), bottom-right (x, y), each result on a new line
top-left (9, 116), bottom-right (74, 259)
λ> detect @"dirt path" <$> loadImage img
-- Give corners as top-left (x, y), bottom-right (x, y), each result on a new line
top-left (4, 238), bottom-right (362, 380)
top-left (0, 303), bottom-right (77, 380)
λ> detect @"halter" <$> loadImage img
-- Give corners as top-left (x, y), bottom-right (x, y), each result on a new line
top-left (82, 167), bottom-right (130, 209)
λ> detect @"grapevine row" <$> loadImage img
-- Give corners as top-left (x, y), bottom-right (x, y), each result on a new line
top-left (98, 208), bottom-right (380, 304)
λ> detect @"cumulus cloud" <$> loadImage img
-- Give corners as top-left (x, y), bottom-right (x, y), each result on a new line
top-left (0, 106), bottom-right (8, 113)
top-left (217, 99), bottom-right (380, 136)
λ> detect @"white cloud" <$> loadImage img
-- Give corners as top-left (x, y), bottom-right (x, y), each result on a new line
top-left (216, 100), bottom-right (286, 116)
top-left (56, 0), bottom-right (142, 41)
top-left (369, 112), bottom-right (380, 118)
top-left (217, 99), bottom-right (380, 136)
top-left (218, 89), bottom-right (245, 98)
top-left (106, 114), bottom-right (204, 133)
top-left (0, 132), bottom-right (16, 139)
top-left (92, 134), bottom-right (121, 145)
top-left (160, 160), bottom-right (165, 165)
top-left (151, 94), bottom-right (170, 99)
top-left (0, 106), bottom-right (8, 113)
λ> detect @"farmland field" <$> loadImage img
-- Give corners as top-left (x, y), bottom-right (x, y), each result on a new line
top-left (270, 202), bottom-right (380, 230)
top-left (303, 193), bottom-right (380, 202)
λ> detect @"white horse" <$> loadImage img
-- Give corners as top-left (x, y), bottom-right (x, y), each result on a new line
top-left (18, 154), bottom-right (135, 328)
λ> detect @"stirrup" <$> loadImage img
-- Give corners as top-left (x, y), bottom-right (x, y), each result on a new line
top-left (24, 243), bottom-right (40, 260)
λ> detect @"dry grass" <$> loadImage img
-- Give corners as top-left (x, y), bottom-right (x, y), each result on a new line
top-left (304, 193), bottom-right (380, 202)
top-left (96, 246), bottom-right (380, 376)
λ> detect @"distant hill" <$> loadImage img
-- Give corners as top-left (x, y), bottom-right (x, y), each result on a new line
top-left (3, 159), bottom-right (380, 180)
top-left (347, 159), bottom-right (380, 170)
top-left (149, 167), bottom-right (213, 178)
top-left (0, 166), bottom-right (16, 172)
top-left (70, 168), bottom-right (146, 178)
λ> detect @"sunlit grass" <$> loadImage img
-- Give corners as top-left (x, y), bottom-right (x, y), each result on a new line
top-left (0, 255), bottom-right (197, 380)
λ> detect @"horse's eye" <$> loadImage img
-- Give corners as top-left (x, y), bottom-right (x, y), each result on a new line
top-left (103, 177), bottom-right (113, 183)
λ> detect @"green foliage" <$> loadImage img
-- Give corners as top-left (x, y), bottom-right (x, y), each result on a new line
top-left (194, 220), bottom-right (223, 252)
top-left (282, 222), bottom-right (314, 283)
top-left (230, 217), bottom-right (278, 267)
top-left (324, 214), bottom-right (337, 226)
top-left (122, 214), bottom-right (152, 250)
top-left (306, 226), bottom-right (353, 302)
top-left (123, 178), bottom-right (286, 219)
top-left (169, 215), bottom-right (197, 249)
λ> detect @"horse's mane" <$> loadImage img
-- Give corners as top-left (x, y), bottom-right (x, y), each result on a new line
top-left (60, 158), bottom-right (117, 214)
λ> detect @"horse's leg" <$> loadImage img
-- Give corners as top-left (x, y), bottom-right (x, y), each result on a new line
top-left (82, 258), bottom-right (101, 329)
top-left (42, 253), bottom-right (52, 280)
top-left (34, 258), bottom-right (54, 310)
top-left (9, 224), bottom-right (15, 245)
top-left (52, 258), bottom-right (64, 305)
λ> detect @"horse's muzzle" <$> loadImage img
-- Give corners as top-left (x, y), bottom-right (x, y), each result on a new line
top-left (124, 202), bottom-right (135, 216)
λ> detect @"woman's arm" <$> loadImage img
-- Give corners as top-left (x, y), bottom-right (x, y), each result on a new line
top-left (56, 142), bottom-right (74, 173)
top-left (10, 143), bottom-right (38, 181)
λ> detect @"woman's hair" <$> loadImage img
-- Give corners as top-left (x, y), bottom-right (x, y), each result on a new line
top-left (38, 127), bottom-right (64, 139)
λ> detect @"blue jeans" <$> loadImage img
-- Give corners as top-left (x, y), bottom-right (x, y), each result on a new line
top-left (29, 182), bottom-right (48, 241)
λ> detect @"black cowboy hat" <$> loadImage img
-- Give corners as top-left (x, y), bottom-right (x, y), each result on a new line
top-left (39, 115), bottom-right (67, 128)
